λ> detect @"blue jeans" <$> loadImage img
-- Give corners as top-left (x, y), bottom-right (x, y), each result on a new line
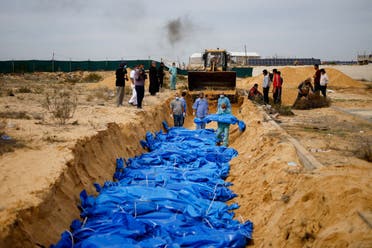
top-left (170, 76), bottom-right (176, 90)
top-left (173, 114), bottom-right (182, 127)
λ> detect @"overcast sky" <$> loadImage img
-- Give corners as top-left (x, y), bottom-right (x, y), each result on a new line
top-left (0, 0), bottom-right (371, 63)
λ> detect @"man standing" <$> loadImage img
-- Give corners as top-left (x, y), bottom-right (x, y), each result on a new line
top-left (217, 93), bottom-right (231, 112)
top-left (180, 91), bottom-right (187, 126)
top-left (134, 64), bottom-right (146, 109)
top-left (149, 61), bottom-right (158, 96)
top-left (272, 69), bottom-right (282, 104)
top-left (115, 63), bottom-right (128, 107)
top-left (128, 65), bottom-right (137, 106)
top-left (170, 93), bottom-right (184, 127)
top-left (169, 62), bottom-right (177, 90)
top-left (192, 92), bottom-right (209, 129)
top-left (157, 62), bottom-right (165, 90)
top-left (313, 64), bottom-right (321, 94)
top-left (277, 71), bottom-right (283, 103)
top-left (319, 68), bottom-right (329, 97)
top-left (216, 103), bottom-right (231, 147)
top-left (262, 69), bottom-right (271, 104)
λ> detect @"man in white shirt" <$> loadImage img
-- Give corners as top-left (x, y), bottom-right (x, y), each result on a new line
top-left (262, 69), bottom-right (271, 104)
top-left (319, 68), bottom-right (329, 97)
top-left (128, 65), bottom-right (137, 106)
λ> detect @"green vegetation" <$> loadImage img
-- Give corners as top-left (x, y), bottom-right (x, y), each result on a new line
top-left (82, 73), bottom-right (103, 83)
top-left (0, 111), bottom-right (31, 119)
top-left (292, 94), bottom-right (331, 110)
top-left (355, 137), bottom-right (372, 162)
top-left (273, 104), bottom-right (294, 116)
top-left (16, 86), bottom-right (33, 93)
top-left (43, 87), bottom-right (78, 125)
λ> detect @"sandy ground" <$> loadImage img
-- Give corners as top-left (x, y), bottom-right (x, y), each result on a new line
top-left (0, 67), bottom-right (371, 247)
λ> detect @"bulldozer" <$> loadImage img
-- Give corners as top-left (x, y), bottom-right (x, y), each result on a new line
top-left (188, 49), bottom-right (236, 92)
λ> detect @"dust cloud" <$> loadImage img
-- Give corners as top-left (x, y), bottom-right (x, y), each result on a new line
top-left (165, 16), bottom-right (195, 46)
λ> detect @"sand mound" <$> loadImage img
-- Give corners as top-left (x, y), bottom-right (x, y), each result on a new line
top-left (86, 71), bottom-right (126, 90)
top-left (229, 100), bottom-right (372, 247)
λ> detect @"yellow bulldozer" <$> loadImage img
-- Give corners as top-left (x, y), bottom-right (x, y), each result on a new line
top-left (188, 49), bottom-right (236, 91)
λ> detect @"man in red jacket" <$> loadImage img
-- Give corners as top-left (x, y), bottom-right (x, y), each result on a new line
top-left (248, 83), bottom-right (263, 101)
top-left (272, 69), bottom-right (282, 104)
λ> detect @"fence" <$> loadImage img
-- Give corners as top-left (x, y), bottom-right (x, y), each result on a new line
top-left (0, 59), bottom-right (253, 77)
top-left (231, 67), bottom-right (253, 77)
top-left (0, 60), bottom-right (162, 73)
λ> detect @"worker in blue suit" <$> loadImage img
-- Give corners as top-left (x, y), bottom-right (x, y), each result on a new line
top-left (216, 103), bottom-right (231, 147)
top-left (217, 93), bottom-right (231, 112)
top-left (168, 62), bottom-right (177, 90)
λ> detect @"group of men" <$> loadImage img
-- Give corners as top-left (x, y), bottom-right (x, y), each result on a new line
top-left (296, 64), bottom-right (329, 101)
top-left (115, 62), bottom-right (167, 109)
top-left (170, 92), bottom-right (232, 147)
top-left (247, 68), bottom-right (283, 104)
top-left (247, 64), bottom-right (329, 105)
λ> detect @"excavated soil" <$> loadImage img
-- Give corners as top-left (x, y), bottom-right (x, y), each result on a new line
top-left (0, 67), bottom-right (371, 247)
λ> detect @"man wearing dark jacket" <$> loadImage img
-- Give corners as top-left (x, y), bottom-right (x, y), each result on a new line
top-left (115, 63), bottom-right (128, 107)
top-left (134, 64), bottom-right (147, 109)
top-left (313, 64), bottom-right (321, 94)
top-left (149, 61), bottom-right (158, 95)
top-left (157, 62), bottom-right (165, 90)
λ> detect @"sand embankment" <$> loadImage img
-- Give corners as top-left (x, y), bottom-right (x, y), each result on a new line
top-left (228, 100), bottom-right (372, 247)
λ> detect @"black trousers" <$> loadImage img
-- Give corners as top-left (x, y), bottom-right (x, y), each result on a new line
top-left (158, 76), bottom-right (163, 88)
top-left (314, 82), bottom-right (321, 92)
top-left (263, 87), bottom-right (270, 104)
top-left (135, 85), bottom-right (145, 108)
top-left (273, 87), bottom-right (282, 104)
top-left (320, 85), bottom-right (327, 97)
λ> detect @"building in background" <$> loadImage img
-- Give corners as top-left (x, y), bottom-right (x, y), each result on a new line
top-left (357, 54), bottom-right (372, 65)
top-left (247, 57), bottom-right (321, 66)
top-left (188, 51), bottom-right (259, 68)
top-left (189, 53), bottom-right (203, 68)
top-left (230, 52), bottom-right (260, 65)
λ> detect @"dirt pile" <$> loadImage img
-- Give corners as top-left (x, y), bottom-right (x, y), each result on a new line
top-left (228, 100), bottom-right (372, 247)
top-left (238, 67), bottom-right (365, 105)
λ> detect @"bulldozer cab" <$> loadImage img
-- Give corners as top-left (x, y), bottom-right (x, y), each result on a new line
top-left (202, 49), bottom-right (228, 72)
top-left (188, 49), bottom-right (236, 91)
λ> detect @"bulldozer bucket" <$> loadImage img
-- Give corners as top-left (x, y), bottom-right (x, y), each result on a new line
top-left (188, 71), bottom-right (236, 91)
